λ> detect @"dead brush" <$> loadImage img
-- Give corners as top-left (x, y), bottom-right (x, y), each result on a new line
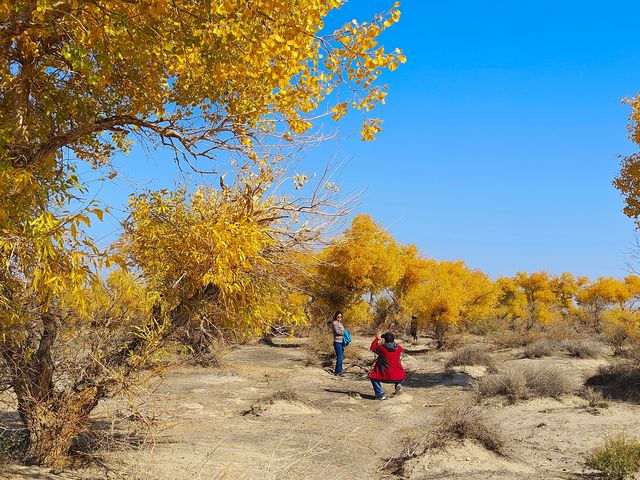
top-left (579, 386), bottom-right (610, 410)
top-left (563, 338), bottom-right (605, 358)
top-left (445, 344), bottom-right (496, 371)
top-left (493, 329), bottom-right (542, 349)
top-left (303, 328), bottom-right (334, 367)
top-left (475, 364), bottom-right (577, 403)
top-left (523, 338), bottom-right (562, 358)
top-left (427, 400), bottom-right (506, 455)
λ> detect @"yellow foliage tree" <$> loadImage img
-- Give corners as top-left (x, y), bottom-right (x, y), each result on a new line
top-left (400, 259), bottom-right (497, 349)
top-left (314, 214), bottom-right (403, 325)
top-left (0, 0), bottom-right (405, 466)
top-left (576, 277), bottom-right (630, 332)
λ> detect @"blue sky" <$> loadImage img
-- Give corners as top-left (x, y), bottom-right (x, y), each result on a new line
top-left (94, 0), bottom-right (640, 279)
top-left (313, 0), bottom-right (640, 278)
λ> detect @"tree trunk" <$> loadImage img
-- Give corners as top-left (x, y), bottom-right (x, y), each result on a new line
top-left (18, 388), bottom-right (100, 468)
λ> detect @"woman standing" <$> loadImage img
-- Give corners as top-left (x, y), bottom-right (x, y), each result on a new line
top-left (369, 331), bottom-right (406, 400)
top-left (331, 311), bottom-right (345, 376)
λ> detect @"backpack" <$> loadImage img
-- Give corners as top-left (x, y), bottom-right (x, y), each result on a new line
top-left (343, 330), bottom-right (352, 347)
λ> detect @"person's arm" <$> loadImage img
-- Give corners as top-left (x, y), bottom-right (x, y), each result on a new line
top-left (333, 321), bottom-right (345, 336)
top-left (370, 335), bottom-right (382, 353)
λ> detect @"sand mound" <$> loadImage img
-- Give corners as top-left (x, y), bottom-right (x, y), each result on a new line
top-left (260, 400), bottom-right (320, 416)
top-left (404, 440), bottom-right (534, 479)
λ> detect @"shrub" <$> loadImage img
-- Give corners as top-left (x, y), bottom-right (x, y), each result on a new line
top-left (476, 364), bottom-right (576, 403)
top-left (585, 363), bottom-right (640, 401)
top-left (587, 432), bottom-right (640, 480)
top-left (523, 339), bottom-right (561, 358)
top-left (445, 344), bottom-right (496, 370)
top-left (475, 368), bottom-right (528, 403)
top-left (579, 386), bottom-right (610, 410)
top-left (428, 400), bottom-right (505, 455)
top-left (563, 339), bottom-right (605, 358)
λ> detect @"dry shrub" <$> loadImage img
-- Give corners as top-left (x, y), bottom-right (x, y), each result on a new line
top-left (475, 369), bottom-right (528, 403)
top-left (427, 400), bottom-right (506, 455)
top-left (179, 337), bottom-right (231, 367)
top-left (587, 432), bottom-right (640, 480)
top-left (476, 364), bottom-right (576, 403)
top-left (303, 327), bottom-right (333, 366)
top-left (382, 401), bottom-right (506, 476)
top-left (585, 363), bottom-right (640, 402)
top-left (563, 339), bottom-right (605, 359)
top-left (445, 344), bottom-right (496, 371)
top-left (523, 338), bottom-right (562, 358)
top-left (493, 329), bottom-right (542, 349)
top-left (579, 386), bottom-right (610, 410)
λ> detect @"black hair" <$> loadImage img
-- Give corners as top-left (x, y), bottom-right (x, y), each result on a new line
top-left (333, 311), bottom-right (343, 321)
top-left (382, 332), bottom-right (395, 343)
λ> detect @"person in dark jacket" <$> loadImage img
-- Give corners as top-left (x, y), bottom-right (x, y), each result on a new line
top-left (409, 315), bottom-right (418, 343)
top-left (369, 331), bottom-right (406, 400)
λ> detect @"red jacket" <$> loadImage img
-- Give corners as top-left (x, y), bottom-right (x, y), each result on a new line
top-left (369, 337), bottom-right (406, 382)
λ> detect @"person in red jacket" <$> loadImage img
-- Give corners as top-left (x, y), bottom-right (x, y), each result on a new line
top-left (369, 331), bottom-right (406, 400)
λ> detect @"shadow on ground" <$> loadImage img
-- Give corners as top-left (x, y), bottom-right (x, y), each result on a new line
top-left (323, 388), bottom-right (378, 400)
top-left (260, 337), bottom-right (303, 348)
top-left (403, 371), bottom-right (472, 389)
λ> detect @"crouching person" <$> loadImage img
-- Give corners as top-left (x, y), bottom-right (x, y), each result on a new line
top-left (369, 332), bottom-right (406, 400)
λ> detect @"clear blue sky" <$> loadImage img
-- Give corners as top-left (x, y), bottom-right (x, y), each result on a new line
top-left (314, 0), bottom-right (640, 279)
top-left (94, 0), bottom-right (640, 280)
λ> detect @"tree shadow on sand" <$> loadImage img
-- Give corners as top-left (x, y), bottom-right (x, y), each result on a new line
top-left (584, 363), bottom-right (640, 404)
top-left (260, 336), bottom-right (303, 348)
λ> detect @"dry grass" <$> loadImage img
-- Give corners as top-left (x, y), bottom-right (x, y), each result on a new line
top-left (302, 328), bottom-right (334, 366)
top-left (475, 364), bottom-right (577, 403)
top-left (579, 386), bottom-right (610, 410)
top-left (445, 345), bottom-right (496, 371)
top-left (493, 330), bottom-right (542, 349)
top-left (563, 339), bottom-right (605, 358)
top-left (523, 339), bottom-right (562, 358)
top-left (427, 400), bottom-right (506, 454)
top-left (381, 400), bottom-right (506, 476)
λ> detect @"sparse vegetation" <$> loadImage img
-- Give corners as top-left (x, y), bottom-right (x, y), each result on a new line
top-left (579, 386), bottom-right (610, 410)
top-left (475, 364), bottom-right (576, 403)
top-left (586, 432), bottom-right (640, 480)
top-left (243, 389), bottom-right (310, 417)
top-left (427, 400), bottom-right (506, 454)
top-left (523, 338), bottom-right (562, 358)
top-left (563, 339), bottom-right (605, 358)
top-left (445, 344), bottom-right (496, 371)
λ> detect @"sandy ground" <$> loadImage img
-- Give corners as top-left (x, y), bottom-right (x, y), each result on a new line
top-left (2, 335), bottom-right (640, 480)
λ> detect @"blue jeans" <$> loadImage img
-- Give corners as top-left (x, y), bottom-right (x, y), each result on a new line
top-left (371, 379), bottom-right (401, 398)
top-left (333, 341), bottom-right (344, 375)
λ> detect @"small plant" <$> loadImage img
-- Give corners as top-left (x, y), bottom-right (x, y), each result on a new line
top-left (579, 386), bottom-right (610, 410)
top-left (586, 432), bottom-right (640, 480)
top-left (0, 430), bottom-right (27, 464)
top-left (445, 344), bottom-right (496, 371)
